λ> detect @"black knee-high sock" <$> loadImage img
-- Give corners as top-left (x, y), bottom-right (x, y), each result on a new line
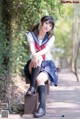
top-left (24, 64), bottom-right (32, 85)
top-left (38, 85), bottom-right (46, 110)
top-left (31, 66), bottom-right (40, 88)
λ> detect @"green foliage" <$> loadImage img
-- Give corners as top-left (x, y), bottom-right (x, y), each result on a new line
top-left (0, 0), bottom-right (76, 77)
top-left (14, 0), bottom-right (41, 31)
top-left (0, 22), bottom-right (9, 78)
top-left (9, 30), bottom-right (29, 75)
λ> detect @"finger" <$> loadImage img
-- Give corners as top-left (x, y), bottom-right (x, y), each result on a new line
top-left (34, 61), bottom-right (38, 68)
top-left (31, 61), bottom-right (33, 68)
top-left (37, 60), bottom-right (42, 66)
top-left (35, 62), bottom-right (38, 68)
top-left (33, 62), bottom-right (36, 68)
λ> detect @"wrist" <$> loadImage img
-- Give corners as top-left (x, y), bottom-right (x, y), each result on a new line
top-left (32, 53), bottom-right (37, 61)
top-left (32, 53), bottom-right (36, 57)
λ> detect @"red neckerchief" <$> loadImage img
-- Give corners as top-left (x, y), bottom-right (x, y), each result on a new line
top-left (31, 32), bottom-right (49, 60)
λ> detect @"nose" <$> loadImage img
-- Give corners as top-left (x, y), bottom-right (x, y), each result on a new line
top-left (46, 25), bottom-right (50, 30)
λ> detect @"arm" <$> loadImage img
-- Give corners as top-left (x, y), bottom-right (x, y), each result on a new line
top-left (26, 32), bottom-right (43, 67)
top-left (29, 41), bottom-right (43, 68)
top-left (26, 32), bottom-right (36, 56)
top-left (29, 41), bottom-right (36, 56)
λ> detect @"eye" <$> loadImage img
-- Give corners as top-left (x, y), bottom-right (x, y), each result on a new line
top-left (45, 21), bottom-right (48, 24)
top-left (44, 21), bottom-right (52, 28)
top-left (49, 24), bottom-right (52, 28)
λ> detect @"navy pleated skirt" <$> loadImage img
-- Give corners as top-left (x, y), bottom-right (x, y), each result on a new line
top-left (24, 60), bottom-right (58, 86)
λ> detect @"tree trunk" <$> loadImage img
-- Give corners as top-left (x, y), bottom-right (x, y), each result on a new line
top-left (72, 4), bottom-right (80, 81)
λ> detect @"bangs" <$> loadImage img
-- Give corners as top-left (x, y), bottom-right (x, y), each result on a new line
top-left (41, 16), bottom-right (55, 29)
top-left (48, 20), bottom-right (54, 27)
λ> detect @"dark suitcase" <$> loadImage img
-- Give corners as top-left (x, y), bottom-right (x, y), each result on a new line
top-left (24, 93), bottom-right (38, 114)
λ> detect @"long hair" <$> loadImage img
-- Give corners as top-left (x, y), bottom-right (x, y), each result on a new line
top-left (31, 16), bottom-right (55, 38)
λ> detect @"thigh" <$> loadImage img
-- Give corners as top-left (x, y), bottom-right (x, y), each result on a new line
top-left (37, 72), bottom-right (48, 84)
top-left (29, 61), bottom-right (32, 74)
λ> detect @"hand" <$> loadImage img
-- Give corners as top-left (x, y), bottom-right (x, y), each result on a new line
top-left (37, 55), bottom-right (43, 66)
top-left (31, 55), bottom-right (43, 68)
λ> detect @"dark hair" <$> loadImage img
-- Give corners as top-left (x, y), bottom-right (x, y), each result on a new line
top-left (41, 16), bottom-right (55, 30)
top-left (31, 16), bottom-right (55, 38)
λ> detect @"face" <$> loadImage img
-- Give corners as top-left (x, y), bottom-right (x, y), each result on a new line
top-left (40, 20), bottom-right (52, 33)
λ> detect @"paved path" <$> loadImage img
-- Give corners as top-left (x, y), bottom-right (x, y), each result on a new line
top-left (1, 69), bottom-right (80, 119)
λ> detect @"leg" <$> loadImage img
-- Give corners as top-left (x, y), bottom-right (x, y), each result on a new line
top-left (24, 60), bottom-right (32, 84)
top-left (34, 72), bottom-right (48, 118)
top-left (37, 72), bottom-right (48, 86)
top-left (27, 61), bottom-right (41, 95)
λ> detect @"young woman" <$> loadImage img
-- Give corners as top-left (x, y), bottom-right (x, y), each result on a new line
top-left (24, 16), bottom-right (58, 118)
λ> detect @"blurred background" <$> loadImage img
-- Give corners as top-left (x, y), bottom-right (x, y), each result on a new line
top-left (0, 0), bottom-right (80, 113)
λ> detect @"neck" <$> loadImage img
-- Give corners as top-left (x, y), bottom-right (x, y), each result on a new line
top-left (38, 29), bottom-right (46, 38)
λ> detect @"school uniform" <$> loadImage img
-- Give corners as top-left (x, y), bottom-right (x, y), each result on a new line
top-left (24, 32), bottom-right (58, 86)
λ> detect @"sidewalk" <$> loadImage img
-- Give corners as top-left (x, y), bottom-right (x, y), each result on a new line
top-left (44, 70), bottom-right (80, 119)
top-left (22, 69), bottom-right (80, 119)
top-left (1, 69), bottom-right (80, 119)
